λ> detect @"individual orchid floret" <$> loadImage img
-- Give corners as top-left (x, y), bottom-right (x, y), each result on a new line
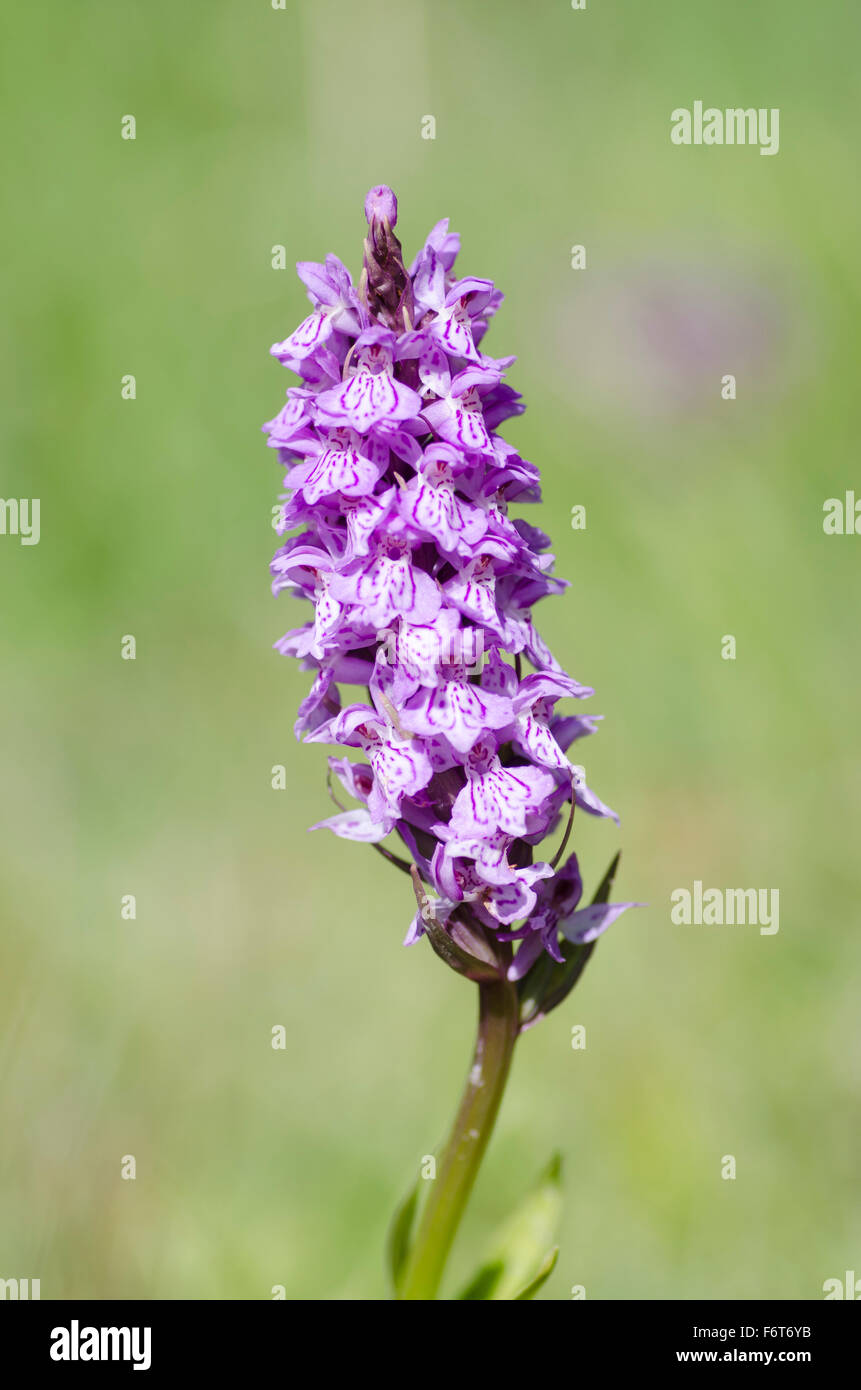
top-left (270, 255), bottom-right (362, 365)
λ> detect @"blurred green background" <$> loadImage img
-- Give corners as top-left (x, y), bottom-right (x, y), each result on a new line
top-left (1, 0), bottom-right (859, 1300)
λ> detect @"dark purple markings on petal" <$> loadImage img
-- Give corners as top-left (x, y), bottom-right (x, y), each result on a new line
top-left (401, 681), bottom-right (511, 755)
top-left (403, 480), bottom-right (486, 554)
top-left (551, 714), bottom-right (602, 753)
top-left (262, 395), bottom-right (311, 446)
top-left (375, 425), bottom-right (422, 467)
top-left (412, 245), bottom-right (445, 313)
top-left (435, 307), bottom-right (475, 360)
top-left (367, 372), bottom-right (400, 424)
top-left (294, 667), bottom-right (340, 739)
top-left (341, 488), bottom-right (396, 559)
top-left (444, 277), bottom-right (495, 313)
top-left (444, 572), bottom-right (502, 633)
top-left (484, 879), bottom-right (537, 925)
top-left (515, 672), bottom-right (594, 708)
top-left (450, 759), bottom-right (537, 839)
top-left (418, 342), bottom-right (451, 396)
top-left (272, 310), bottom-right (333, 361)
top-left (480, 652), bottom-right (517, 697)
top-left (514, 713), bottom-right (571, 772)
top-left (301, 449), bottom-right (380, 504)
top-left (317, 367), bottom-right (423, 431)
top-left (327, 756), bottom-right (374, 804)
top-left (369, 738), bottom-right (434, 819)
top-left (452, 401), bottom-right (492, 454)
top-left (523, 621), bottom-right (565, 674)
top-left (341, 369), bottom-right (380, 430)
top-left (350, 555), bottom-right (441, 629)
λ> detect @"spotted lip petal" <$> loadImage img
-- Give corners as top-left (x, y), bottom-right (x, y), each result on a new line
top-left (316, 365), bottom-right (423, 432)
top-left (270, 310), bottom-right (335, 364)
top-left (400, 681), bottom-right (513, 755)
top-left (287, 447), bottom-right (382, 505)
top-left (329, 551), bottom-right (442, 630)
top-left (399, 476), bottom-right (488, 555)
top-left (450, 753), bottom-right (557, 839)
top-left (262, 188), bottom-right (627, 969)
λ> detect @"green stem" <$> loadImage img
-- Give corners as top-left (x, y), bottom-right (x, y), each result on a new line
top-left (398, 974), bottom-right (520, 1300)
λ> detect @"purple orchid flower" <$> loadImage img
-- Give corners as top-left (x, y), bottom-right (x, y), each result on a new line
top-left (263, 187), bottom-right (634, 982)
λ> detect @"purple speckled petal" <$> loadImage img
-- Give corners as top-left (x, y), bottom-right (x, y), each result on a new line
top-left (298, 448), bottom-right (381, 504)
top-left (400, 681), bottom-right (512, 755)
top-left (483, 878), bottom-right (538, 926)
top-left (271, 311), bottom-right (334, 363)
top-left (513, 712), bottom-right (571, 771)
top-left (367, 737), bottom-right (434, 821)
top-left (317, 366), bottom-right (423, 431)
top-left (418, 340), bottom-right (451, 396)
top-left (431, 306), bottom-right (477, 360)
top-left (330, 553), bottom-right (441, 629)
top-left (294, 667), bottom-right (340, 739)
top-left (513, 671), bottom-right (594, 710)
top-left (423, 392), bottom-right (493, 454)
top-left (400, 478), bottom-right (487, 554)
top-left (450, 747), bottom-right (555, 839)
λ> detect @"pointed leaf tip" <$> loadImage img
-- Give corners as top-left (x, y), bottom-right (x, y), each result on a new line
top-left (456, 1153), bottom-right (563, 1300)
top-left (514, 1246), bottom-right (559, 1300)
top-left (387, 1177), bottom-right (420, 1294)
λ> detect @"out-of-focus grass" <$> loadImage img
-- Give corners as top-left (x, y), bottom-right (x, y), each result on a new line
top-left (1, 0), bottom-right (859, 1299)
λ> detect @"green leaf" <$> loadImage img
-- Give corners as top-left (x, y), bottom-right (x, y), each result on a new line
top-left (387, 1177), bottom-right (420, 1295)
top-left (518, 852), bottom-right (621, 1028)
top-left (514, 1245), bottom-right (559, 1299)
top-left (457, 1153), bottom-right (563, 1300)
top-left (589, 848), bottom-right (622, 907)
